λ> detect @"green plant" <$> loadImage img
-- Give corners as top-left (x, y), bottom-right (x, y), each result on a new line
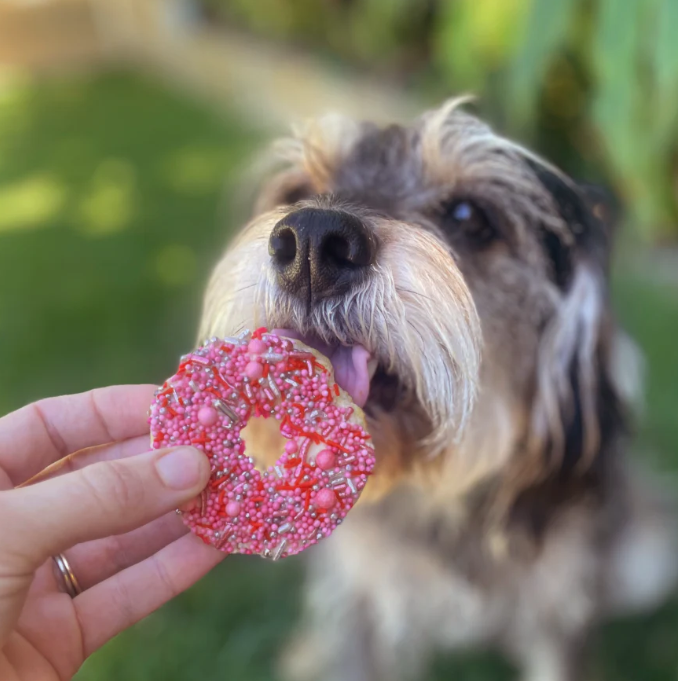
top-left (202, 0), bottom-right (678, 241)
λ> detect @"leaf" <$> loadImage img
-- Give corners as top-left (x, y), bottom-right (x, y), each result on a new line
top-left (506, 0), bottom-right (576, 127)
top-left (434, 0), bottom-right (530, 91)
top-left (592, 0), bottom-right (674, 238)
top-left (651, 0), bottom-right (678, 142)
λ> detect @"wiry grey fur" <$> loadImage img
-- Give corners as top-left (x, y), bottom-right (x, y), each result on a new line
top-left (199, 100), bottom-right (678, 681)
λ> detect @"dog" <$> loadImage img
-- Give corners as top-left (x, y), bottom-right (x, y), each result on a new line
top-left (198, 99), bottom-right (678, 681)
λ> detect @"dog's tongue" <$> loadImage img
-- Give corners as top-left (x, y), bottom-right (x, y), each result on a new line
top-left (272, 329), bottom-right (371, 407)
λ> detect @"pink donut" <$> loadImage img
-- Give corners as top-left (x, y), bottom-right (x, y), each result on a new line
top-left (149, 327), bottom-right (375, 560)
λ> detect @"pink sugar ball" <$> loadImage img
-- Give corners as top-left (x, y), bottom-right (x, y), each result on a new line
top-left (245, 361), bottom-right (263, 380)
top-left (225, 501), bottom-right (242, 517)
top-left (314, 488), bottom-right (337, 510)
top-left (198, 406), bottom-right (218, 427)
top-left (315, 449), bottom-right (336, 470)
top-left (284, 440), bottom-right (299, 454)
top-left (248, 339), bottom-right (267, 354)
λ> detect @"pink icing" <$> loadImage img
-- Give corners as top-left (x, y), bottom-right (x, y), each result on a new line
top-left (149, 328), bottom-right (375, 561)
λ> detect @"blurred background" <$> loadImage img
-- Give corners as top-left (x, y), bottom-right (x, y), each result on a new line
top-left (0, 0), bottom-right (677, 678)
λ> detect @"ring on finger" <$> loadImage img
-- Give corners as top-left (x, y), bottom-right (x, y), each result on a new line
top-left (52, 553), bottom-right (82, 598)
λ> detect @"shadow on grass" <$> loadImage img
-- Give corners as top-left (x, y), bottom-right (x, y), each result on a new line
top-left (0, 71), bottom-right (676, 680)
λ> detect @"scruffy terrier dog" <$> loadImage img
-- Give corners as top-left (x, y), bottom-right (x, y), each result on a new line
top-left (199, 100), bottom-right (677, 681)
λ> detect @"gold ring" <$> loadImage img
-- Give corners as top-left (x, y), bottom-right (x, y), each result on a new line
top-left (52, 553), bottom-right (82, 598)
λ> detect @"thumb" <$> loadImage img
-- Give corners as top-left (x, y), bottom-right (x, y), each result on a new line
top-left (0, 446), bottom-right (209, 568)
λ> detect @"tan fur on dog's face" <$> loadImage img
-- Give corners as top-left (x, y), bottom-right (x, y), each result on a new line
top-left (199, 98), bottom-right (621, 506)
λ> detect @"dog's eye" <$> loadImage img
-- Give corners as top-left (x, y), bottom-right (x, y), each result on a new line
top-left (440, 199), bottom-right (497, 246)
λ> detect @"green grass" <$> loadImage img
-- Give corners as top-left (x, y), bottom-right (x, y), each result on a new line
top-left (0, 71), bottom-right (676, 681)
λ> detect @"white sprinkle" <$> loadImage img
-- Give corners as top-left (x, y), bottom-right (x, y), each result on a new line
top-left (268, 377), bottom-right (281, 398)
top-left (272, 539), bottom-right (288, 561)
top-left (214, 400), bottom-right (237, 421)
top-left (278, 522), bottom-right (292, 534)
top-left (347, 478), bottom-right (358, 494)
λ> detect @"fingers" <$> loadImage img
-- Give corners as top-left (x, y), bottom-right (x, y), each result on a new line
top-left (75, 533), bottom-right (224, 656)
top-left (22, 435), bottom-right (151, 486)
top-left (0, 384), bottom-right (157, 486)
top-left (0, 446), bottom-right (209, 568)
top-left (63, 512), bottom-right (188, 590)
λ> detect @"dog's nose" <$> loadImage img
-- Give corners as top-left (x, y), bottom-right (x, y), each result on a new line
top-left (269, 207), bottom-right (375, 298)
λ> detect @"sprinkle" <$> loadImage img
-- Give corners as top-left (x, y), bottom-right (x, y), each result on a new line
top-left (285, 378), bottom-right (298, 387)
top-left (189, 354), bottom-right (210, 366)
top-left (299, 438), bottom-right (311, 460)
top-left (278, 522), bottom-right (292, 534)
top-left (347, 478), bottom-right (358, 494)
top-left (215, 532), bottom-right (233, 550)
top-left (272, 539), bottom-right (288, 561)
top-left (214, 399), bottom-right (238, 421)
top-left (268, 376), bottom-right (281, 398)
top-left (189, 380), bottom-right (200, 392)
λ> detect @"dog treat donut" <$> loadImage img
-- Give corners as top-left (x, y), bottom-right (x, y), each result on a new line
top-left (149, 328), bottom-right (375, 560)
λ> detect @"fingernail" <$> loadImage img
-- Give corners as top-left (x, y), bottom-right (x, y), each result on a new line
top-left (155, 448), bottom-right (205, 490)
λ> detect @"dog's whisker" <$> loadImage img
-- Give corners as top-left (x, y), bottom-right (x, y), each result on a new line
top-left (395, 287), bottom-right (435, 303)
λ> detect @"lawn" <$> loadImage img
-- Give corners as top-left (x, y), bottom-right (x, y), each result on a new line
top-left (0, 71), bottom-right (676, 681)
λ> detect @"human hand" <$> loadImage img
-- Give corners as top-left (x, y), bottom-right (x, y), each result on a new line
top-left (0, 385), bottom-right (222, 680)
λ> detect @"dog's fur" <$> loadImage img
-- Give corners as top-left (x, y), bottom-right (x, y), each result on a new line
top-left (199, 99), bottom-right (678, 681)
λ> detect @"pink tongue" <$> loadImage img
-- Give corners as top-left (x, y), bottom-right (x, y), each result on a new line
top-left (272, 329), bottom-right (371, 407)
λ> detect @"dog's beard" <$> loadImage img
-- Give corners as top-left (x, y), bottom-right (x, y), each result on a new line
top-left (200, 212), bottom-right (482, 450)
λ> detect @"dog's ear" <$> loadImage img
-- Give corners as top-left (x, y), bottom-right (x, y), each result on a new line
top-left (524, 162), bottom-right (627, 484)
top-left (577, 182), bottom-right (622, 242)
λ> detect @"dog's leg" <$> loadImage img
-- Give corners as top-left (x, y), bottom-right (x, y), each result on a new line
top-left (280, 595), bottom-right (385, 681)
top-left (515, 632), bottom-right (588, 681)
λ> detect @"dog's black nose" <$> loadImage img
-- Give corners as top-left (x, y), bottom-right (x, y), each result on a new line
top-left (269, 207), bottom-right (375, 298)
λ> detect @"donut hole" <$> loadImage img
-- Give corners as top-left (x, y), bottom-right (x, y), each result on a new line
top-left (240, 415), bottom-right (288, 471)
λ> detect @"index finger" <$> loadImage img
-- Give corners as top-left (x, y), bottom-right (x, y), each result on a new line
top-left (0, 385), bottom-right (156, 486)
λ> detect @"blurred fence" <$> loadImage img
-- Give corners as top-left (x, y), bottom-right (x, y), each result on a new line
top-left (1, 0), bottom-right (676, 241)
top-left (0, 0), bottom-right (413, 127)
